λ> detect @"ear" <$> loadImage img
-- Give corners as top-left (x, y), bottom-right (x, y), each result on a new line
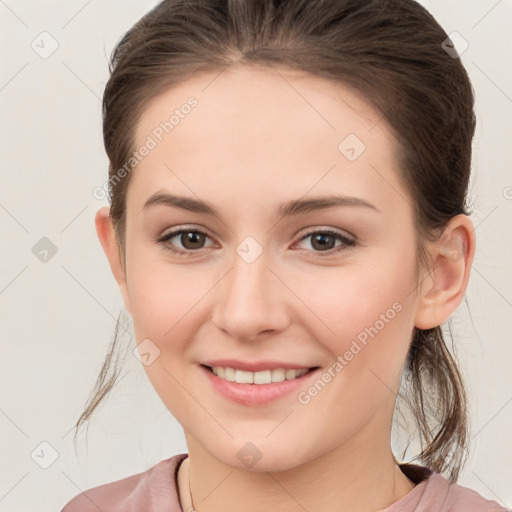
top-left (95, 206), bottom-right (131, 315)
top-left (414, 214), bottom-right (476, 330)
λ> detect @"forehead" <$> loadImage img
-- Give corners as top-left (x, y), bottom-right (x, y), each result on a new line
top-left (134, 64), bottom-right (386, 147)
top-left (127, 64), bottom-right (405, 217)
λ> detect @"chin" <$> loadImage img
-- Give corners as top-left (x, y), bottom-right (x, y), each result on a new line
top-left (209, 439), bottom-right (310, 473)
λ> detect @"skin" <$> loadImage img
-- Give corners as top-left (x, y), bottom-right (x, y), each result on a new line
top-left (96, 64), bottom-right (475, 512)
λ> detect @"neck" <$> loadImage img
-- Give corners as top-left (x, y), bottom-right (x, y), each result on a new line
top-left (178, 428), bottom-right (415, 512)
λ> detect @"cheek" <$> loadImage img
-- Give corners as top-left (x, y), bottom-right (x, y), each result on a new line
top-left (126, 245), bottom-right (206, 338)
top-left (125, 250), bottom-right (205, 417)
top-left (297, 255), bottom-right (417, 395)
top-left (295, 291), bottom-right (414, 438)
top-left (302, 261), bottom-right (414, 346)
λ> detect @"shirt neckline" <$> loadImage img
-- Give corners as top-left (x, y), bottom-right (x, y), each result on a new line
top-left (172, 455), bottom-right (435, 512)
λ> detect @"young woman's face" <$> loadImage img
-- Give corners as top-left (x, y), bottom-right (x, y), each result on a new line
top-left (120, 65), bottom-right (426, 471)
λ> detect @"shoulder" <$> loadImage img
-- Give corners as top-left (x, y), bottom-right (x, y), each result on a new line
top-left (394, 463), bottom-right (509, 512)
top-left (420, 472), bottom-right (510, 511)
top-left (59, 453), bottom-right (188, 512)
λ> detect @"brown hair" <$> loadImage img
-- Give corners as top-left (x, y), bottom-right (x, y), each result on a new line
top-left (75, 0), bottom-right (476, 483)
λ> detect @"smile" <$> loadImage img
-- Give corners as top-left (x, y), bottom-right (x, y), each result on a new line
top-left (204, 365), bottom-right (317, 385)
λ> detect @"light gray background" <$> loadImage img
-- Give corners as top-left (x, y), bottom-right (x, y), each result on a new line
top-left (0, 1), bottom-right (511, 511)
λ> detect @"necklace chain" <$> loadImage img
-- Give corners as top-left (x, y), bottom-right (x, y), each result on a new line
top-left (188, 458), bottom-right (197, 512)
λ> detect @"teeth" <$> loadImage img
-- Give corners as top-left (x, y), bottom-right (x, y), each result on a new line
top-left (210, 366), bottom-right (310, 384)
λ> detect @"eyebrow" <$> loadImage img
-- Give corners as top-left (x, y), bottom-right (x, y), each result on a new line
top-left (142, 191), bottom-right (380, 217)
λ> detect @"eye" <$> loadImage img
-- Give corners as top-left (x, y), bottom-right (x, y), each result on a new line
top-left (292, 228), bottom-right (355, 257)
top-left (155, 226), bottom-right (216, 256)
top-left (154, 226), bottom-right (355, 258)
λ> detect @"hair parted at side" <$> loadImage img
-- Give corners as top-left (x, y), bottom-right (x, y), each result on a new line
top-left (74, 0), bottom-right (476, 483)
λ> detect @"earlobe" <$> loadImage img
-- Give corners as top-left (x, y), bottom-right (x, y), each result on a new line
top-left (95, 206), bottom-right (131, 314)
top-left (414, 215), bottom-right (476, 330)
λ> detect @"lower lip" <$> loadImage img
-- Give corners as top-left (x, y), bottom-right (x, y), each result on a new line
top-left (199, 365), bottom-right (320, 406)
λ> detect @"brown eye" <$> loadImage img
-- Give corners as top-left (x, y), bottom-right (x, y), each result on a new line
top-left (294, 229), bottom-right (355, 257)
top-left (157, 228), bottom-right (215, 256)
top-left (178, 231), bottom-right (207, 250)
top-left (310, 232), bottom-right (337, 251)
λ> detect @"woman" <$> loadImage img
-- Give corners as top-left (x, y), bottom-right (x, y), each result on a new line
top-left (61, 0), bottom-right (509, 510)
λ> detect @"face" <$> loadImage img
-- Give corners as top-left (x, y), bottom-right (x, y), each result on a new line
top-left (111, 65), bottom-right (427, 471)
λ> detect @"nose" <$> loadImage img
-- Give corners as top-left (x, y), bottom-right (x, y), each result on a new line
top-left (211, 252), bottom-right (290, 342)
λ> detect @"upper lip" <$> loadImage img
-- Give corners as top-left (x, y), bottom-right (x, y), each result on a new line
top-left (201, 359), bottom-right (319, 372)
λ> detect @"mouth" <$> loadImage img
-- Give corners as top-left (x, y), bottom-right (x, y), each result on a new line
top-left (200, 364), bottom-right (320, 385)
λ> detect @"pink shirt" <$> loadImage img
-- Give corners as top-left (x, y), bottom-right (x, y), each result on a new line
top-left (60, 453), bottom-right (509, 511)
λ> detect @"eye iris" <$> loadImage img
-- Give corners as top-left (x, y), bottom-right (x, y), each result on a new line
top-left (182, 231), bottom-right (205, 250)
top-left (311, 233), bottom-right (335, 251)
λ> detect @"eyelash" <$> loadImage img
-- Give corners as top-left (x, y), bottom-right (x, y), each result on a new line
top-left (155, 226), bottom-right (356, 258)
